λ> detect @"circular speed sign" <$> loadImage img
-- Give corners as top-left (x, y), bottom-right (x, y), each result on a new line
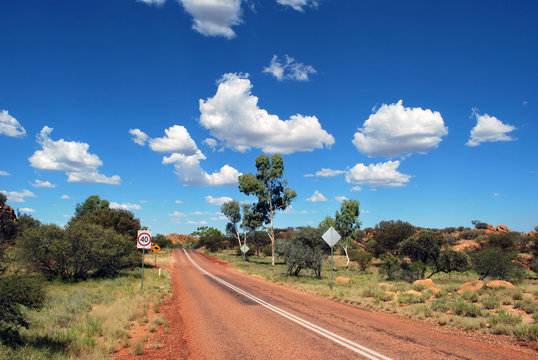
top-left (137, 231), bottom-right (152, 249)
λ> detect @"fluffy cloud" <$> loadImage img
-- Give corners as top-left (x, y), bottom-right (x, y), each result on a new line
top-left (203, 138), bottom-right (218, 150)
top-left (345, 160), bottom-right (411, 187)
top-left (110, 202), bottom-right (142, 211)
top-left (276, 0), bottom-right (318, 11)
top-left (61, 195), bottom-right (71, 200)
top-left (352, 100), bottom-right (447, 157)
top-left (335, 196), bottom-right (348, 202)
top-left (132, 126), bottom-right (240, 186)
top-left (199, 73), bottom-right (334, 154)
top-left (350, 186), bottom-right (362, 192)
top-left (187, 220), bottom-right (208, 225)
top-left (29, 180), bottom-right (56, 188)
top-left (163, 151), bottom-right (240, 186)
top-left (0, 170), bottom-right (10, 176)
top-left (129, 128), bottom-right (149, 146)
top-left (263, 55), bottom-right (316, 81)
top-left (466, 109), bottom-right (516, 146)
top-left (18, 208), bottom-right (35, 213)
top-left (205, 195), bottom-right (233, 205)
top-left (175, 200), bottom-right (183, 204)
top-left (315, 168), bottom-right (345, 177)
top-left (169, 211), bottom-right (187, 217)
top-left (0, 189), bottom-right (37, 203)
top-left (0, 110), bottom-right (26, 138)
top-left (179, 0), bottom-right (242, 39)
top-left (29, 126), bottom-right (120, 184)
top-left (306, 190), bottom-right (327, 202)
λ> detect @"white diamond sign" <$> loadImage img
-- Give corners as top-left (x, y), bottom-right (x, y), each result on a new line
top-left (322, 227), bottom-right (341, 247)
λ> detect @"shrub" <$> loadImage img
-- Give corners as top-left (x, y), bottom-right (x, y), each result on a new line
top-left (513, 324), bottom-right (538, 343)
top-left (472, 247), bottom-right (519, 281)
top-left (0, 274), bottom-right (45, 342)
top-left (399, 230), bottom-right (445, 265)
top-left (275, 227), bottom-right (323, 277)
top-left (461, 289), bottom-right (479, 303)
top-left (429, 249), bottom-right (471, 278)
top-left (372, 220), bottom-right (415, 256)
top-left (379, 253), bottom-right (400, 280)
top-left (397, 292), bottom-right (424, 304)
top-left (488, 310), bottom-right (521, 326)
top-left (18, 221), bottom-right (138, 280)
top-left (514, 296), bottom-right (538, 314)
top-left (349, 249), bottom-right (373, 271)
top-left (451, 300), bottom-right (483, 317)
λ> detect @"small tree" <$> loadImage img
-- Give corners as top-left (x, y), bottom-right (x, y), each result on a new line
top-left (222, 200), bottom-right (243, 248)
top-left (334, 199), bottom-right (361, 269)
top-left (238, 154), bottom-right (296, 266)
top-left (275, 227), bottom-right (323, 277)
top-left (74, 195), bottom-right (110, 217)
top-left (349, 249), bottom-right (373, 271)
top-left (472, 247), bottom-right (518, 280)
top-left (372, 220), bottom-right (415, 256)
top-left (428, 249), bottom-right (471, 278)
top-left (399, 230), bottom-right (445, 278)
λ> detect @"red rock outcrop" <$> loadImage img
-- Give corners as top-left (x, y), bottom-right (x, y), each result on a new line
top-left (486, 280), bottom-right (515, 289)
top-left (166, 233), bottom-right (198, 246)
top-left (458, 280), bottom-right (484, 294)
top-left (495, 224), bottom-right (508, 232)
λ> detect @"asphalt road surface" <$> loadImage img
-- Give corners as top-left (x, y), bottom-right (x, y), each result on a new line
top-left (174, 249), bottom-right (535, 360)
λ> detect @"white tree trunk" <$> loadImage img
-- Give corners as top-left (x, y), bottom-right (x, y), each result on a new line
top-left (343, 244), bottom-right (350, 270)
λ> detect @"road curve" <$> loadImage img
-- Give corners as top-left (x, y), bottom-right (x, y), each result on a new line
top-left (173, 249), bottom-right (535, 360)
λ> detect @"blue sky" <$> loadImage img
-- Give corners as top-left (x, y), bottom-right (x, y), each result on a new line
top-left (1, 0), bottom-right (537, 235)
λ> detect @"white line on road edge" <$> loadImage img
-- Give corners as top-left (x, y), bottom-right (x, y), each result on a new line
top-left (183, 249), bottom-right (392, 360)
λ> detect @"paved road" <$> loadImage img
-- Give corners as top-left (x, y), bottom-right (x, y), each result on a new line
top-left (173, 249), bottom-right (535, 360)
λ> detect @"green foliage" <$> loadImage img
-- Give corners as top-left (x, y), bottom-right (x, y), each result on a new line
top-left (485, 232), bottom-right (519, 254)
top-left (472, 247), bottom-right (519, 281)
top-left (349, 249), bottom-right (373, 271)
top-left (0, 274), bottom-right (45, 342)
top-left (152, 234), bottom-right (172, 249)
top-left (238, 154), bottom-right (296, 265)
top-left (199, 233), bottom-right (227, 252)
top-left (335, 199), bottom-right (361, 267)
top-left (429, 249), bottom-right (471, 278)
top-left (18, 221), bottom-right (138, 280)
top-left (274, 227), bottom-right (323, 277)
top-left (372, 220), bottom-right (415, 256)
top-left (71, 207), bottom-right (140, 240)
top-left (379, 253), bottom-right (400, 280)
top-left (481, 295), bottom-right (501, 309)
top-left (399, 230), bottom-right (445, 264)
top-left (74, 195), bottom-right (110, 217)
top-left (191, 226), bottom-right (223, 238)
top-left (472, 220), bottom-right (489, 230)
top-left (318, 215), bottom-right (336, 233)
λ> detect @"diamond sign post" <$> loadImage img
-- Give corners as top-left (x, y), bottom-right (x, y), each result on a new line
top-left (322, 227), bottom-right (341, 290)
top-left (240, 244), bottom-right (249, 260)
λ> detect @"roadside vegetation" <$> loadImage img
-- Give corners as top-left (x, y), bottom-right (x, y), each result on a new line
top-left (0, 194), bottom-right (173, 359)
top-left (188, 154), bottom-right (538, 345)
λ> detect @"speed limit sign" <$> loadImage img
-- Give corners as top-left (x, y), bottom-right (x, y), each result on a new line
top-left (137, 230), bottom-right (152, 249)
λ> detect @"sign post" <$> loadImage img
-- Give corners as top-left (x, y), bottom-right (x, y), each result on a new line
top-left (137, 230), bottom-right (152, 291)
top-left (152, 244), bottom-right (161, 267)
top-left (240, 244), bottom-right (249, 260)
top-left (322, 227), bottom-right (341, 290)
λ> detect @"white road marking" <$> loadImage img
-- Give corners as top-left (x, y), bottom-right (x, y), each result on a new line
top-left (182, 249), bottom-right (392, 360)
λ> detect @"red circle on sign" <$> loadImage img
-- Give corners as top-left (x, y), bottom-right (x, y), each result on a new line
top-left (137, 232), bottom-right (152, 247)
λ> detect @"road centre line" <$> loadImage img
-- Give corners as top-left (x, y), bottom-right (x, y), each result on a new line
top-left (182, 249), bottom-right (392, 360)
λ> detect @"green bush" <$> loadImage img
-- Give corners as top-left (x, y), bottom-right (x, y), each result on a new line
top-left (371, 220), bottom-right (415, 256)
top-left (0, 274), bottom-right (45, 342)
top-left (379, 253), bottom-right (400, 280)
top-left (349, 249), bottom-right (373, 271)
top-left (18, 221), bottom-right (138, 280)
top-left (513, 324), bottom-right (538, 343)
top-left (451, 300), bottom-right (483, 317)
top-left (472, 247), bottom-right (519, 281)
top-left (488, 310), bottom-right (521, 326)
top-left (275, 227), bottom-right (323, 277)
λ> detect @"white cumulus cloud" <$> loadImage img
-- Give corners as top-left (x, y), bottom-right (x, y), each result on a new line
top-left (205, 195), bottom-right (233, 205)
top-left (175, 200), bottom-right (183, 204)
top-left (61, 195), bottom-right (71, 200)
top-left (179, 0), bottom-right (242, 39)
top-left (29, 180), bottom-right (56, 188)
top-left (129, 128), bottom-right (149, 146)
top-left (0, 189), bottom-right (37, 203)
top-left (306, 190), bottom-right (327, 202)
top-left (345, 160), bottom-right (411, 187)
top-left (0, 110), bottom-right (26, 138)
top-left (132, 126), bottom-right (240, 187)
top-left (352, 100), bottom-right (447, 157)
top-left (18, 207), bottom-right (35, 213)
top-left (335, 196), bottom-right (348, 202)
top-left (137, 0), bottom-right (166, 5)
top-left (199, 73), bottom-right (334, 154)
top-left (350, 186), bottom-right (362, 192)
top-left (276, 0), bottom-right (318, 12)
top-left (0, 170), bottom-right (10, 176)
top-left (263, 55), bottom-right (316, 81)
top-left (28, 126), bottom-right (120, 184)
top-left (109, 202), bottom-right (142, 211)
top-left (315, 168), bottom-right (345, 177)
top-left (466, 109), bottom-right (516, 146)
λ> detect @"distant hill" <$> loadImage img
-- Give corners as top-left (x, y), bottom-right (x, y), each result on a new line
top-left (166, 233), bottom-right (198, 246)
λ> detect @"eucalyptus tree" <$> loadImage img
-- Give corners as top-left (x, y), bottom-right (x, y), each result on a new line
top-left (238, 154), bottom-right (296, 266)
top-left (335, 199), bottom-right (361, 269)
